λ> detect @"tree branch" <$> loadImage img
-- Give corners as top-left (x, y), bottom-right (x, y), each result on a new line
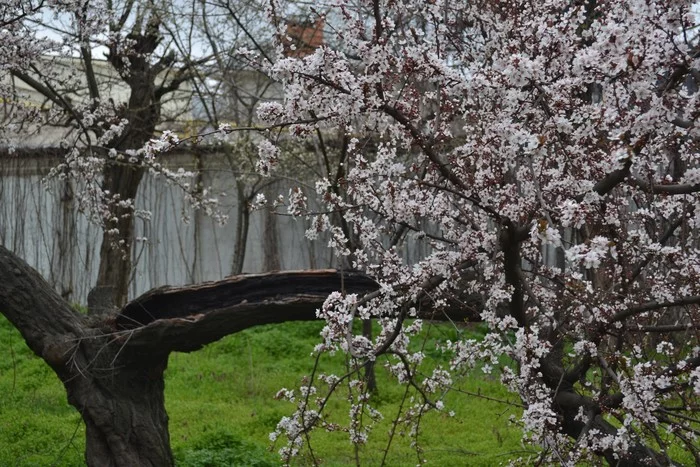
top-left (80, 45), bottom-right (100, 102)
top-left (575, 158), bottom-right (632, 202)
top-left (115, 267), bottom-right (480, 354)
top-left (630, 176), bottom-right (700, 195)
top-left (0, 246), bottom-right (84, 370)
top-left (11, 68), bottom-right (71, 112)
top-left (612, 295), bottom-right (700, 323)
top-left (116, 270), bottom-right (377, 352)
top-left (629, 213), bottom-right (686, 283)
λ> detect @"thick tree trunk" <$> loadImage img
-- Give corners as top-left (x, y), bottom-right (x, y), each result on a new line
top-left (95, 163), bottom-right (146, 308)
top-left (66, 352), bottom-right (172, 466)
top-left (95, 23), bottom-right (165, 308)
top-left (51, 178), bottom-right (76, 300)
top-left (0, 246), bottom-right (175, 465)
top-left (93, 65), bottom-right (155, 308)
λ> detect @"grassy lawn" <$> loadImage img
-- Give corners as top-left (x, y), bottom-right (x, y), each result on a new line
top-left (0, 315), bottom-right (526, 466)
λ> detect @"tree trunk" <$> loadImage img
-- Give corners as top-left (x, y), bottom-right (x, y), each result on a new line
top-left (263, 194), bottom-right (281, 271)
top-left (67, 354), bottom-right (172, 466)
top-left (50, 178), bottom-right (76, 300)
top-left (231, 180), bottom-right (250, 275)
top-left (95, 163), bottom-right (145, 308)
top-left (362, 319), bottom-right (377, 393)
top-left (0, 245), bottom-right (175, 465)
top-left (93, 61), bottom-right (155, 308)
top-left (95, 22), bottom-right (165, 308)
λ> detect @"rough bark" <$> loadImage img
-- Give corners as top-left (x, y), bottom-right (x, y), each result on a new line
top-left (0, 245), bottom-right (84, 368)
top-left (66, 348), bottom-right (172, 467)
top-left (362, 318), bottom-right (377, 392)
top-left (94, 80), bottom-right (154, 308)
top-left (115, 270), bottom-right (381, 352)
top-left (263, 197), bottom-right (281, 271)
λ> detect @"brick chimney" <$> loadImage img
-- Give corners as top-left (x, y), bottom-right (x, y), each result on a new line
top-left (283, 17), bottom-right (324, 57)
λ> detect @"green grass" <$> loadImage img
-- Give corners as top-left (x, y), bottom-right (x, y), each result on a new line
top-left (0, 316), bottom-right (525, 466)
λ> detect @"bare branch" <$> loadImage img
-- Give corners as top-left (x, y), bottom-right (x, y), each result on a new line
top-left (0, 246), bottom-right (84, 370)
top-left (612, 296), bottom-right (700, 323)
top-left (630, 176), bottom-right (700, 195)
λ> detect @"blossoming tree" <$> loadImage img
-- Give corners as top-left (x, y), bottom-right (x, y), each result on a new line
top-left (2, 0), bottom-right (700, 466)
top-left (256, 0), bottom-right (700, 465)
